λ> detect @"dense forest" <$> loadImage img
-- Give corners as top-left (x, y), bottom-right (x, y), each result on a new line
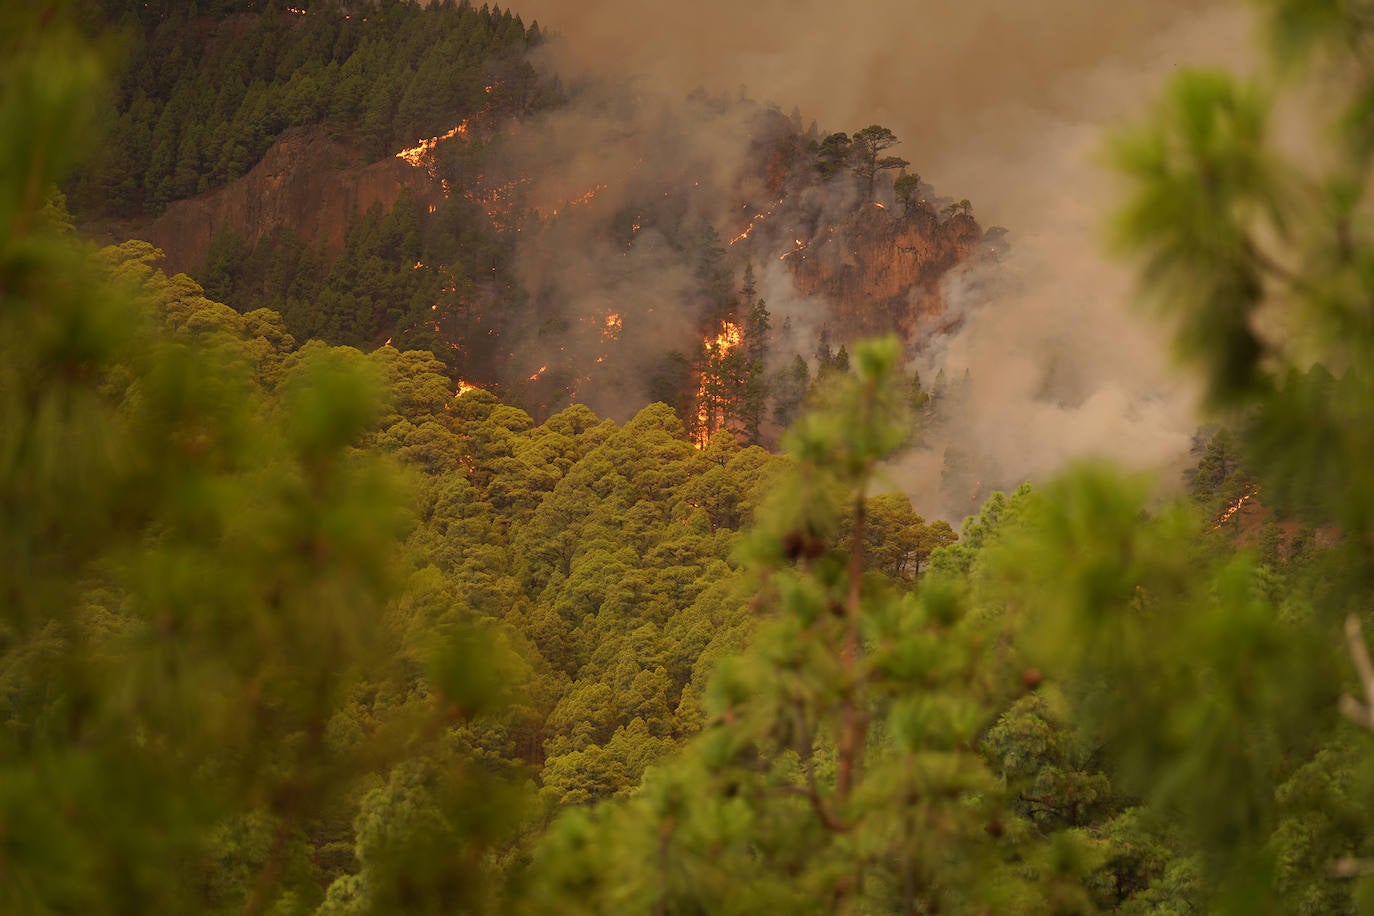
top-left (9, 0), bottom-right (1374, 913)
top-left (64, 0), bottom-right (554, 384)
top-left (69, 0), bottom-right (549, 215)
top-left (59, 0), bottom-right (991, 449)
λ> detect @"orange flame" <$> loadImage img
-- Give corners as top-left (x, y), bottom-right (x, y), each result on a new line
top-left (1212, 484), bottom-right (1261, 530)
top-left (602, 312), bottom-right (623, 342)
top-left (728, 196), bottom-right (785, 246)
top-left (396, 121), bottom-right (471, 172)
top-left (464, 175), bottom-right (530, 231)
top-left (710, 320), bottom-right (743, 353)
top-left (729, 213), bottom-right (767, 246)
top-left (692, 320), bottom-right (745, 448)
top-left (529, 365), bottom-right (548, 381)
top-left (537, 183), bottom-right (608, 219)
top-left (394, 91), bottom-right (500, 176)
top-left (456, 380), bottom-right (479, 396)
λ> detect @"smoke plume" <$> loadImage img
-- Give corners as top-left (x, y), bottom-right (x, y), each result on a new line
top-left (494, 0), bottom-right (1255, 519)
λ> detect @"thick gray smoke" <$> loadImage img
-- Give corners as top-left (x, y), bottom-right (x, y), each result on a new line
top-left (486, 87), bottom-right (771, 418)
top-left (495, 0), bottom-right (1254, 519)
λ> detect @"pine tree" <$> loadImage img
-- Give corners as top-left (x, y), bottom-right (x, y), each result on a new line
top-left (518, 339), bottom-right (1088, 913)
top-left (1, 14), bottom-right (519, 912)
top-left (739, 265), bottom-right (771, 444)
top-left (982, 2), bottom-right (1374, 909)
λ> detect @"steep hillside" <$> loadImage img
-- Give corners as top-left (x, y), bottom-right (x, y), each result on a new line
top-left (68, 0), bottom-right (547, 218)
top-left (110, 125), bottom-right (437, 274)
top-left (74, 1), bottom-right (1003, 445)
top-left (789, 202), bottom-right (986, 339)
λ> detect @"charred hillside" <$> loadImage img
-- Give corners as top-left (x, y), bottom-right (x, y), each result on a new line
top-left (68, 0), bottom-right (549, 219)
top-left (788, 202), bottom-right (987, 339)
top-left (720, 111), bottom-right (998, 345)
top-left (110, 125), bottom-right (437, 274)
top-left (74, 0), bottom-right (1005, 445)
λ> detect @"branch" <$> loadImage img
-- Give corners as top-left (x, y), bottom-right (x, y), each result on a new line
top-left (836, 466), bottom-right (871, 801)
top-left (1340, 613), bottom-right (1374, 732)
top-left (777, 784), bottom-right (851, 833)
top-left (1242, 237), bottom-right (1320, 300)
top-left (794, 708), bottom-right (850, 834)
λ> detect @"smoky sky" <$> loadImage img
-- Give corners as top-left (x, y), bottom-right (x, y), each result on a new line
top-left (493, 0), bottom-right (1255, 518)
top-left (515, 0), bottom-right (1239, 225)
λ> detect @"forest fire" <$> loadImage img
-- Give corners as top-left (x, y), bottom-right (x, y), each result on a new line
top-left (537, 183), bottom-right (609, 219)
top-left (529, 365), bottom-right (548, 381)
top-left (692, 320), bottom-right (744, 448)
top-left (438, 265), bottom-right (459, 293)
top-left (602, 312), bottom-right (622, 342)
top-left (728, 197), bottom-right (785, 246)
top-left (396, 121), bottom-right (471, 173)
top-left (1212, 484), bottom-right (1261, 530)
top-left (455, 380), bottom-right (479, 396)
top-left (730, 214), bottom-right (767, 245)
top-left (395, 89), bottom-right (500, 176)
top-left (465, 176), bottom-right (529, 230)
top-left (709, 321), bottom-right (743, 353)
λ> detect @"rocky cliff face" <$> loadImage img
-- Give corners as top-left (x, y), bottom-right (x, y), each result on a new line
top-left (97, 106), bottom-right (993, 378)
top-left (788, 202), bottom-right (984, 342)
top-left (116, 126), bottom-right (436, 275)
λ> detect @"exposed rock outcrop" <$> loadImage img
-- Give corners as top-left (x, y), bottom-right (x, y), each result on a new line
top-left (787, 202), bottom-right (986, 342)
top-left (115, 126), bottom-right (437, 275)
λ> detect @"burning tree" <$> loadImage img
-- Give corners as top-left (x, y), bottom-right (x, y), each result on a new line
top-left (691, 267), bottom-right (774, 448)
top-left (693, 319), bottom-right (746, 448)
